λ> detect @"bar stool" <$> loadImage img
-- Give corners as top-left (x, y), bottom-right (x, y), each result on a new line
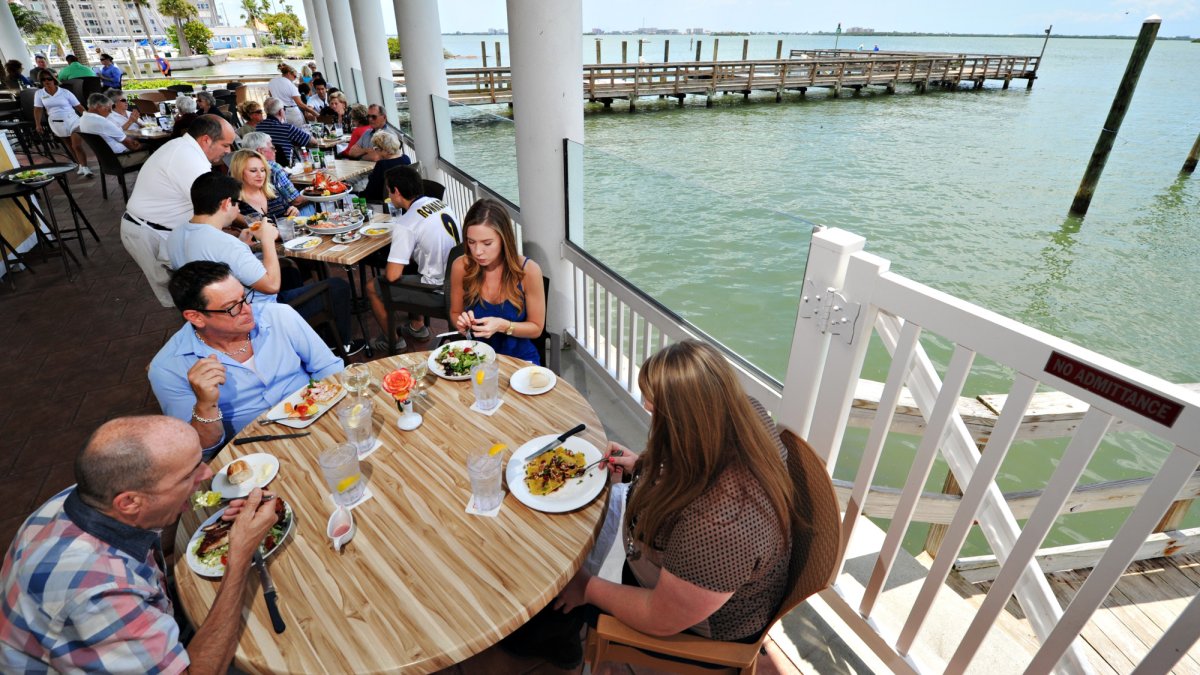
top-left (0, 178), bottom-right (77, 279)
top-left (0, 163), bottom-right (99, 258)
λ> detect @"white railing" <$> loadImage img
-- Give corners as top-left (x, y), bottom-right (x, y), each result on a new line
top-left (433, 158), bottom-right (523, 253)
top-left (785, 228), bottom-right (1200, 673)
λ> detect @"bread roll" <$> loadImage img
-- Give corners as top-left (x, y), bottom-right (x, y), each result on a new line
top-left (227, 459), bottom-right (253, 485)
top-left (528, 369), bottom-right (550, 389)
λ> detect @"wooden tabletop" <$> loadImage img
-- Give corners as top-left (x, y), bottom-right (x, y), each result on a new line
top-left (136, 128), bottom-right (171, 141)
top-left (290, 159), bottom-right (374, 186)
top-left (173, 354), bottom-right (609, 674)
top-left (310, 135), bottom-right (348, 150)
top-left (283, 213), bottom-right (394, 266)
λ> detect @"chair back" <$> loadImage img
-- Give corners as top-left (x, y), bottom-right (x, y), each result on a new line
top-left (422, 178), bottom-right (446, 200)
top-left (80, 77), bottom-right (105, 100)
top-left (79, 132), bottom-right (124, 174)
top-left (773, 430), bottom-right (844, 621)
top-left (134, 98), bottom-right (159, 116)
top-left (18, 88), bottom-right (36, 122)
top-left (438, 243), bottom-right (467, 319)
top-left (165, 83), bottom-right (194, 93)
top-left (62, 79), bottom-right (86, 103)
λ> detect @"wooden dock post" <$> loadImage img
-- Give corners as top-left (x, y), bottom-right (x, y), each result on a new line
top-left (776, 40), bottom-right (783, 59)
top-left (742, 39), bottom-right (749, 60)
top-left (621, 41), bottom-right (627, 64)
top-left (495, 42), bottom-right (501, 68)
top-left (480, 41), bottom-right (488, 68)
top-left (695, 40), bottom-right (702, 61)
top-left (1069, 16), bottom-right (1161, 218)
top-left (1031, 25), bottom-right (1052, 90)
top-left (1182, 131), bottom-right (1200, 173)
top-left (663, 40), bottom-right (669, 62)
top-left (595, 39), bottom-right (601, 64)
top-left (637, 39), bottom-right (644, 61)
top-left (713, 39), bottom-right (719, 61)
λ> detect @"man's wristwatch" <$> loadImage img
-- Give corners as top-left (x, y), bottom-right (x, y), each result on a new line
top-left (506, 321), bottom-right (515, 336)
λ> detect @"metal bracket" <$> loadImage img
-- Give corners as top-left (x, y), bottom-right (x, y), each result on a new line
top-left (798, 279), bottom-right (861, 345)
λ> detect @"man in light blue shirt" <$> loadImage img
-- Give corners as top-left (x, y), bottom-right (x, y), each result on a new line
top-left (98, 54), bottom-right (122, 89)
top-left (148, 261), bottom-right (343, 459)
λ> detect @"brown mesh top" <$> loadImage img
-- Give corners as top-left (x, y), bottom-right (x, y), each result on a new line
top-left (622, 398), bottom-right (791, 641)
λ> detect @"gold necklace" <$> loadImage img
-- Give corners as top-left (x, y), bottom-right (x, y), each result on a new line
top-left (198, 332), bottom-right (252, 358)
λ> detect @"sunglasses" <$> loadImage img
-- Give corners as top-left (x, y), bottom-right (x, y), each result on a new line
top-left (118, 99), bottom-right (127, 103)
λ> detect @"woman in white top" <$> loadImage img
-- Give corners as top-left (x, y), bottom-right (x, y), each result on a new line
top-left (267, 62), bottom-right (316, 126)
top-left (33, 73), bottom-right (92, 177)
top-left (105, 90), bottom-right (141, 131)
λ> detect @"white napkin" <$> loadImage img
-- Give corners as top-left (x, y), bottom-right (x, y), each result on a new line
top-left (465, 495), bottom-right (503, 518)
top-left (357, 438), bottom-right (383, 460)
top-left (329, 485), bottom-right (374, 510)
top-left (469, 399), bottom-right (505, 416)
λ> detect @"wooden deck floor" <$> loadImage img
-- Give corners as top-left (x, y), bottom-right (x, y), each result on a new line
top-left (947, 553), bottom-right (1200, 674)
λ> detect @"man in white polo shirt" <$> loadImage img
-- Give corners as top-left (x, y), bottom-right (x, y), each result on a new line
top-left (78, 93), bottom-right (148, 163)
top-left (121, 115), bottom-right (235, 306)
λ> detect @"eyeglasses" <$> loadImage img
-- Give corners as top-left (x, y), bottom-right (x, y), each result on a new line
top-left (196, 291), bottom-right (253, 317)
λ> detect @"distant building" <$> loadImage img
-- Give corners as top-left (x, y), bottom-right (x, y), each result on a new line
top-left (592, 27), bottom-right (604, 34)
top-left (686, 28), bottom-right (710, 35)
top-left (210, 25), bottom-right (259, 50)
top-left (29, 0), bottom-right (222, 43)
top-left (847, 27), bottom-right (876, 34)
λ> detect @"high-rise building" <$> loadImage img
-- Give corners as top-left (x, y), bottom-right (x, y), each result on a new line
top-left (29, 0), bottom-right (222, 42)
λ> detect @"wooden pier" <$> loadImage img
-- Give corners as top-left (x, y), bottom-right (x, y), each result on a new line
top-left (404, 49), bottom-right (1041, 110)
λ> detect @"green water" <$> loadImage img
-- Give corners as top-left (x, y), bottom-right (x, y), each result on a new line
top-left (214, 34), bottom-right (1200, 551)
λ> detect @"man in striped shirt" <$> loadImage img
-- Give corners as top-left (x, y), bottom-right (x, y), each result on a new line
top-left (256, 97), bottom-right (311, 167)
top-left (0, 416), bottom-right (279, 673)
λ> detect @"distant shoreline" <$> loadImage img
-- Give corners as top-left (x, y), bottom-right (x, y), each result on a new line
top-left (445, 31), bottom-right (1195, 41)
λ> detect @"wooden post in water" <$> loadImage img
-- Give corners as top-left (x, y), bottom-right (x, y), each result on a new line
top-left (480, 41), bottom-right (488, 67)
top-left (776, 40), bottom-right (783, 59)
top-left (695, 40), bottom-right (702, 61)
top-left (637, 39), bottom-right (643, 61)
top-left (663, 40), bottom-right (669, 62)
top-left (713, 38), bottom-right (719, 61)
top-left (495, 42), bottom-right (501, 68)
top-left (595, 39), bottom-right (601, 64)
top-left (1031, 24), bottom-right (1052, 90)
top-left (1182, 131), bottom-right (1200, 173)
top-left (621, 41), bottom-right (627, 63)
top-left (742, 39), bottom-right (749, 60)
top-left (1068, 16), bottom-right (1160, 218)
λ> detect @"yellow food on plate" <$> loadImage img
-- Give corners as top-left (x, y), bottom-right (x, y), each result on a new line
top-left (524, 447), bottom-right (586, 496)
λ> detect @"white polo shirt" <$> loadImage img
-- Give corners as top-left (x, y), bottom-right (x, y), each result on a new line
top-left (125, 134), bottom-right (212, 228)
top-left (386, 196), bottom-right (460, 285)
top-left (267, 76), bottom-right (300, 109)
top-left (79, 112), bottom-right (128, 153)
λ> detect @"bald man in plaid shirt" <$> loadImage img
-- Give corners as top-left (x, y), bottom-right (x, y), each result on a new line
top-left (0, 416), bottom-right (278, 673)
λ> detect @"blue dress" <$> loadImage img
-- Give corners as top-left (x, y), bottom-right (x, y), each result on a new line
top-left (468, 258), bottom-right (540, 365)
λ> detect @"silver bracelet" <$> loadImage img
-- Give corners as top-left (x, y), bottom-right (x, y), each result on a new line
top-left (192, 406), bottom-right (223, 424)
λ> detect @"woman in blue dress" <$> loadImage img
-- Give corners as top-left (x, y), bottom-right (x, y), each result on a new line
top-left (449, 198), bottom-right (545, 364)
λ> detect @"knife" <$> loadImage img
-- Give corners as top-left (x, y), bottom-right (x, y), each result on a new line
top-left (252, 550), bottom-right (286, 634)
top-left (524, 423), bottom-right (587, 462)
top-left (234, 432), bottom-right (311, 445)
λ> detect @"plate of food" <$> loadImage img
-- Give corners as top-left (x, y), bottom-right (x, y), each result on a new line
top-left (305, 210), bottom-right (363, 235)
top-left (331, 230), bottom-right (362, 245)
top-left (209, 453), bottom-right (280, 499)
top-left (510, 366), bottom-right (556, 396)
top-left (428, 340), bottom-right (497, 380)
top-left (266, 379), bottom-right (346, 428)
top-left (505, 436), bottom-right (606, 513)
top-left (360, 223), bottom-right (391, 237)
top-left (185, 497), bottom-right (294, 577)
top-left (10, 169), bottom-right (50, 184)
top-left (283, 235), bottom-right (322, 252)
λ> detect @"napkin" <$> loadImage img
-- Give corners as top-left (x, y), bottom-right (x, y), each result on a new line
top-left (469, 399), bottom-right (505, 416)
top-left (357, 438), bottom-right (383, 460)
top-left (329, 485), bottom-right (374, 510)
top-left (465, 495), bottom-right (503, 518)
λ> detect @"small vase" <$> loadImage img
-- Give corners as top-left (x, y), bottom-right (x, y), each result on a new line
top-left (396, 398), bottom-right (422, 431)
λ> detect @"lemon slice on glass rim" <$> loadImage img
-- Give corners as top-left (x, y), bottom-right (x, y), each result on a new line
top-left (489, 443), bottom-right (507, 456)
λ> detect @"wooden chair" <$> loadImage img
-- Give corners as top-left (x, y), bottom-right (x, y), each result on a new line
top-left (79, 132), bottom-right (147, 203)
top-left (165, 83), bottom-right (194, 94)
top-left (381, 244), bottom-right (463, 355)
top-left (585, 430), bottom-right (844, 675)
top-left (134, 98), bottom-right (160, 116)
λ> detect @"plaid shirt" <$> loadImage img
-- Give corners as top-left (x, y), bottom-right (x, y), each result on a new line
top-left (268, 159), bottom-right (301, 204)
top-left (1, 488), bottom-right (189, 674)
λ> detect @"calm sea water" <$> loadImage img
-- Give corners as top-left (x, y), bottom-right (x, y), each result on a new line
top-left (215, 35), bottom-right (1200, 549)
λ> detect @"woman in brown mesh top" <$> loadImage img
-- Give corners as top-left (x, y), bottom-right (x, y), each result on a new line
top-left (555, 340), bottom-right (795, 642)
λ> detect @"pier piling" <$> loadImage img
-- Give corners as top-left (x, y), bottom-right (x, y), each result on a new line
top-left (480, 41), bottom-right (488, 67)
top-left (742, 39), bottom-right (749, 60)
top-left (713, 39), bottom-right (719, 61)
top-left (694, 40), bottom-right (702, 61)
top-left (663, 40), bottom-right (669, 62)
top-left (1182, 131), bottom-right (1200, 174)
top-left (1069, 16), bottom-right (1160, 218)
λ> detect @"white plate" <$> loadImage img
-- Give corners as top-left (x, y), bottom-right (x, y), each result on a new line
top-left (360, 224), bottom-right (391, 237)
top-left (264, 381), bottom-right (348, 429)
top-left (303, 191), bottom-right (352, 203)
top-left (510, 366), bottom-right (557, 396)
top-left (185, 500), bottom-right (295, 577)
top-left (332, 231), bottom-right (362, 244)
top-left (211, 452), bottom-right (280, 499)
top-left (283, 236), bottom-right (322, 251)
top-left (428, 340), bottom-right (497, 381)
top-left (506, 436), bottom-right (606, 513)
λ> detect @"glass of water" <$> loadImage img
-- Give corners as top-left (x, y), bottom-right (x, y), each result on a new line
top-left (408, 358), bottom-right (429, 402)
top-left (319, 443), bottom-right (366, 506)
top-left (467, 447), bottom-right (504, 511)
top-left (470, 361), bottom-right (500, 411)
top-left (337, 398), bottom-right (376, 459)
top-left (343, 363), bottom-right (372, 398)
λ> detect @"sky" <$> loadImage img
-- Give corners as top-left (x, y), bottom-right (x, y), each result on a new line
top-left (216, 0), bottom-right (1200, 39)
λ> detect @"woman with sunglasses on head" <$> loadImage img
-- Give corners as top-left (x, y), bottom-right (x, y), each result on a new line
top-left (230, 149), bottom-right (298, 222)
top-left (33, 73), bottom-right (92, 177)
top-left (450, 198), bottom-right (545, 365)
top-left (104, 90), bottom-right (141, 131)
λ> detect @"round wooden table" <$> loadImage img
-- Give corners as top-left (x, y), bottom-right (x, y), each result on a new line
top-left (173, 354), bottom-right (609, 674)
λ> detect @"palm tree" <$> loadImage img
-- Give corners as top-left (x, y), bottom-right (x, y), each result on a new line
top-left (54, 0), bottom-right (88, 64)
top-left (240, 0), bottom-right (266, 49)
top-left (157, 0), bottom-right (199, 56)
top-left (131, 0), bottom-right (162, 62)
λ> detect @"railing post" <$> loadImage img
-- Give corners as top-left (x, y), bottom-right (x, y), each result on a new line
top-left (775, 227), bottom-right (864, 447)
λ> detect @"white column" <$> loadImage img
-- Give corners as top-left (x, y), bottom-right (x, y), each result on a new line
top-left (348, 0), bottom-right (395, 126)
top-left (0, 1), bottom-right (32, 68)
top-left (394, 0), bottom-right (449, 171)
top-left (310, 0), bottom-right (339, 91)
top-left (505, 0), bottom-right (582, 336)
top-left (326, 0), bottom-right (361, 101)
top-left (301, 0), bottom-right (323, 72)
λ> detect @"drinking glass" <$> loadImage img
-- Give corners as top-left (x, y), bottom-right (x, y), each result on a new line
top-left (470, 361), bottom-right (500, 411)
top-left (343, 363), bottom-right (372, 397)
top-left (276, 217), bottom-right (295, 242)
top-left (409, 358), bottom-right (429, 402)
top-left (337, 398), bottom-right (376, 459)
top-left (467, 448), bottom-right (504, 511)
top-left (319, 443), bottom-right (366, 506)
top-left (333, 123), bottom-right (343, 137)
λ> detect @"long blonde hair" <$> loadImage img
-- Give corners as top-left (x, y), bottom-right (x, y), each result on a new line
top-left (461, 198), bottom-right (525, 314)
top-left (229, 149), bottom-right (275, 201)
top-left (626, 340), bottom-right (795, 550)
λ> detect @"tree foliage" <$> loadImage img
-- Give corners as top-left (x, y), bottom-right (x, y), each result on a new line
top-left (158, 0), bottom-right (199, 56)
top-left (166, 21), bottom-right (213, 55)
top-left (388, 37), bottom-right (402, 60)
top-left (240, 0), bottom-right (267, 47)
top-left (263, 12), bottom-right (302, 44)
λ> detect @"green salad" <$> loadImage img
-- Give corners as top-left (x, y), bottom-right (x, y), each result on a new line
top-left (436, 344), bottom-right (487, 376)
top-left (13, 170), bottom-right (45, 180)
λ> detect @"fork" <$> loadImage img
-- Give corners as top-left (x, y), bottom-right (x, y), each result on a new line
top-left (572, 457), bottom-right (607, 478)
